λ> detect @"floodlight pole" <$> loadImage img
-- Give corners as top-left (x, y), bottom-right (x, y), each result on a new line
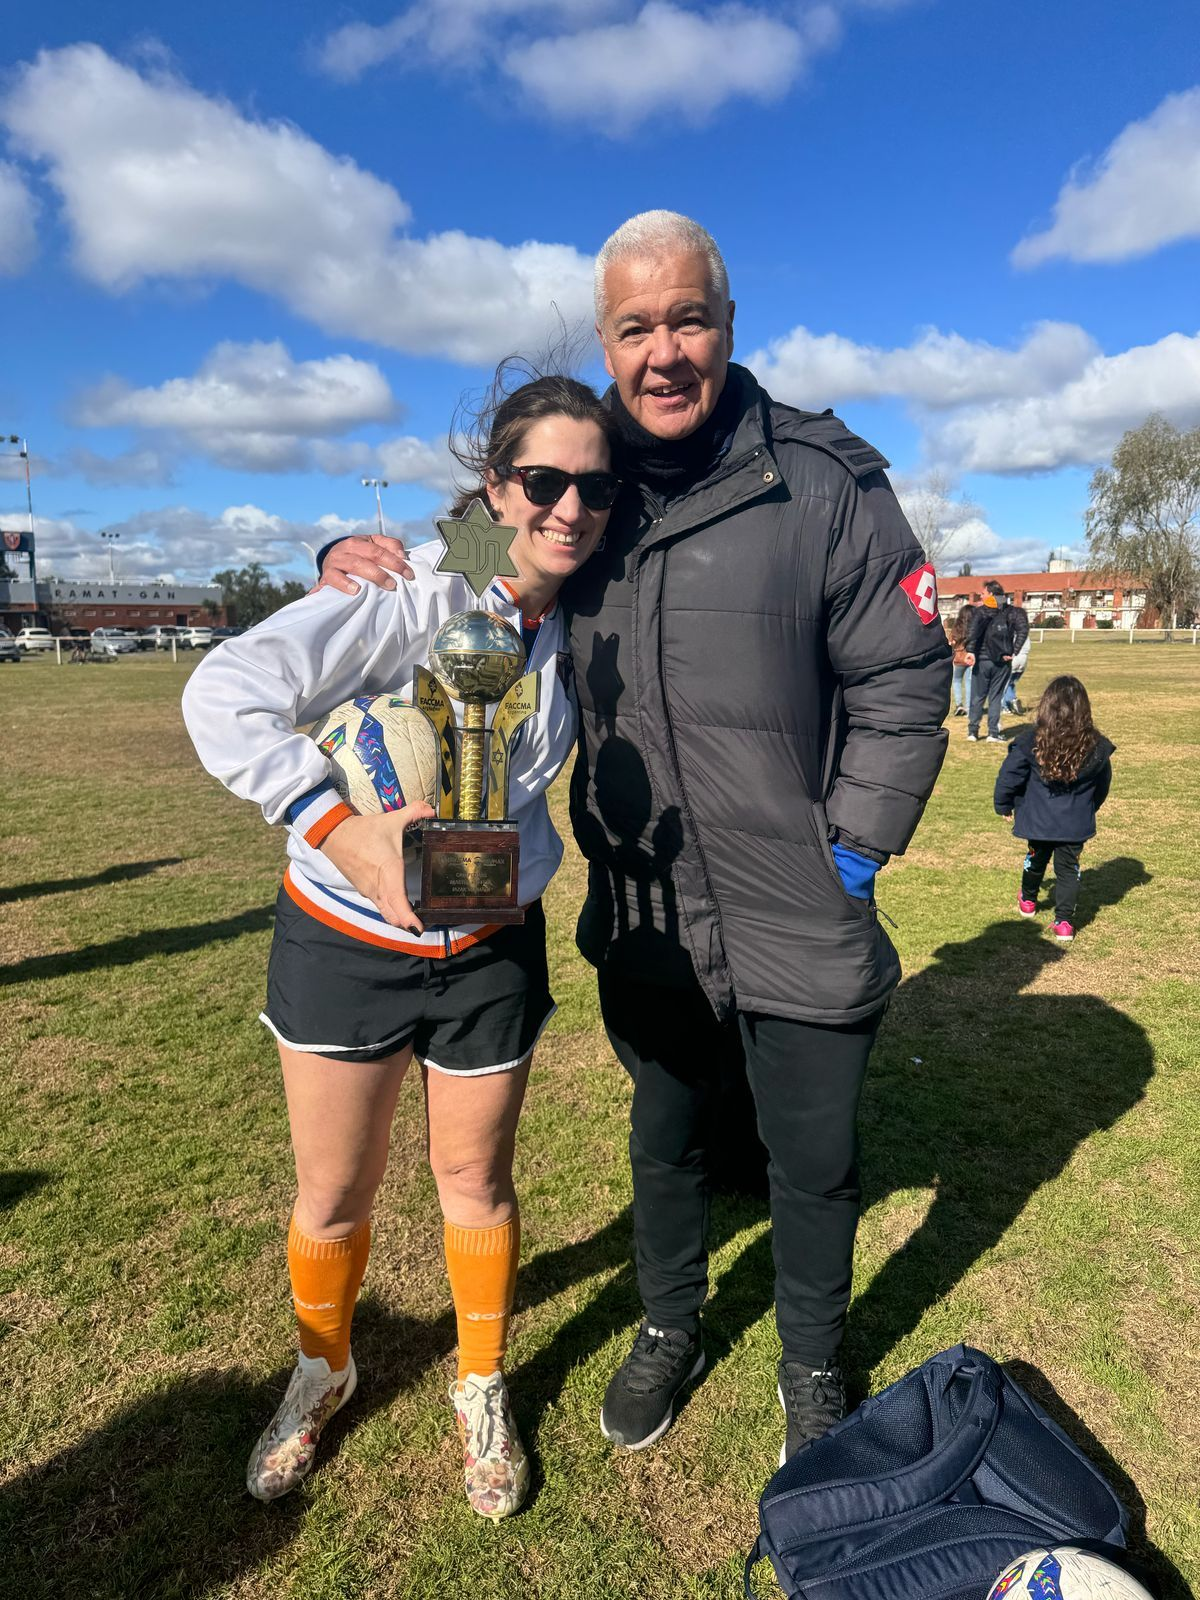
top-left (101, 529), bottom-right (121, 584)
top-left (362, 477), bottom-right (390, 537)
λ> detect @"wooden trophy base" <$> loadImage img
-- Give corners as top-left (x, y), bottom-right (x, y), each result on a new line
top-left (416, 819), bottom-right (524, 925)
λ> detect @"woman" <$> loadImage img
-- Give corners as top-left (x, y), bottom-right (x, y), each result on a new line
top-left (946, 605), bottom-right (975, 716)
top-left (182, 369), bottom-right (619, 1516)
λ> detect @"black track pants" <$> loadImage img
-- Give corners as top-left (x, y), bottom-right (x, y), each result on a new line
top-left (1022, 840), bottom-right (1083, 920)
top-left (598, 969), bottom-right (881, 1366)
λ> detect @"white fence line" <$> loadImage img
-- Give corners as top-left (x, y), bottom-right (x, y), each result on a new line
top-left (1028, 626), bottom-right (1199, 645)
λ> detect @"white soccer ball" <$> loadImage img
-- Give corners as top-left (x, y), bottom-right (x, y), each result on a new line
top-left (987, 1546), bottom-right (1154, 1599)
top-left (308, 694), bottom-right (439, 817)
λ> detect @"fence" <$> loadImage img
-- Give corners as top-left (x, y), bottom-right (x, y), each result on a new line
top-left (1028, 626), bottom-right (1199, 645)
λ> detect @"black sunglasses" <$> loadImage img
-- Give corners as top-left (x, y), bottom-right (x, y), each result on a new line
top-left (499, 463), bottom-right (621, 512)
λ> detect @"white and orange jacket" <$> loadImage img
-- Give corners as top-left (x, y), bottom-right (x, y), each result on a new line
top-left (182, 542), bottom-right (577, 957)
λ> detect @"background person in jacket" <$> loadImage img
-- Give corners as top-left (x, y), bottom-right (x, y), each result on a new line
top-left (946, 605), bottom-right (976, 716)
top-left (319, 210), bottom-right (952, 1465)
top-left (1003, 628), bottom-right (1031, 715)
top-left (994, 674), bottom-right (1114, 944)
top-left (966, 581), bottom-right (1029, 742)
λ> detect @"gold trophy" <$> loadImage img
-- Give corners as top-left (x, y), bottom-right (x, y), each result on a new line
top-left (411, 499), bottom-right (540, 924)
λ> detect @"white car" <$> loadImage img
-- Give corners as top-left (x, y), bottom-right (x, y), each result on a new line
top-left (141, 625), bottom-right (190, 650)
top-left (15, 626), bottom-right (56, 652)
top-left (179, 625), bottom-right (214, 649)
top-left (91, 628), bottom-right (139, 655)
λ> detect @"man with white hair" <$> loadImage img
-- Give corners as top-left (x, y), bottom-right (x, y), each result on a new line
top-left (320, 211), bottom-right (951, 1463)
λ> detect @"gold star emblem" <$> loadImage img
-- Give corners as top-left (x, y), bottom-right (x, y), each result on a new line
top-left (434, 498), bottom-right (520, 598)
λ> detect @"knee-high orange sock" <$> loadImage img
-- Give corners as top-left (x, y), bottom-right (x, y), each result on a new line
top-left (444, 1213), bottom-right (520, 1380)
top-left (287, 1215), bottom-right (370, 1372)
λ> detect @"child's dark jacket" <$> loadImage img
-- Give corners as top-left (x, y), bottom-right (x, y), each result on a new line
top-left (994, 729), bottom-right (1115, 842)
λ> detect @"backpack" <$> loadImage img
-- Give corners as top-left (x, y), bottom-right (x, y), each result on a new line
top-left (746, 1345), bottom-right (1128, 1600)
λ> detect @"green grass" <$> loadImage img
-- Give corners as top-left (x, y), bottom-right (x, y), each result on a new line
top-left (0, 640), bottom-right (1197, 1598)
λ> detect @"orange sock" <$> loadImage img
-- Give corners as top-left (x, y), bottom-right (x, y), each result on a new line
top-left (287, 1215), bottom-right (370, 1372)
top-left (444, 1214), bottom-right (520, 1380)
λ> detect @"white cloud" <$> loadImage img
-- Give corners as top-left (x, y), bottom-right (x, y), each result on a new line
top-left (0, 159), bottom-right (38, 275)
top-left (504, 2), bottom-right (833, 133)
top-left (75, 340), bottom-right (396, 473)
top-left (1014, 88), bottom-right (1200, 267)
top-left (57, 447), bottom-right (177, 487)
top-left (748, 321), bottom-right (1098, 410)
top-left (2, 45), bottom-right (593, 363)
top-left (749, 319), bottom-right (1200, 475)
top-left (377, 435), bottom-right (458, 495)
top-left (928, 330), bottom-right (1200, 475)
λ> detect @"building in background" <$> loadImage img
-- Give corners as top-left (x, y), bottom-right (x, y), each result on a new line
top-left (0, 576), bottom-right (225, 635)
top-left (935, 565), bottom-right (1149, 629)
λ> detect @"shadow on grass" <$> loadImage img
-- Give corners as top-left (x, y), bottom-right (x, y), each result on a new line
top-left (1005, 1360), bottom-right (1188, 1600)
top-left (0, 1169), bottom-right (52, 1211)
top-left (850, 854), bottom-right (1152, 1379)
top-left (0, 907), bottom-right (274, 989)
top-left (0, 1301), bottom-right (456, 1600)
top-left (0, 858), bottom-right (182, 906)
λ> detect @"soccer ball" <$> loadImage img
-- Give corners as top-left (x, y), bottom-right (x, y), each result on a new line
top-left (308, 694), bottom-right (439, 817)
top-left (987, 1546), bottom-right (1154, 1599)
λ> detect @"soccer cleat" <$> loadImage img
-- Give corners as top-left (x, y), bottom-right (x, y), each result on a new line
top-left (1051, 920), bottom-right (1075, 942)
top-left (246, 1352), bottom-right (357, 1501)
top-left (450, 1370), bottom-right (530, 1520)
top-left (1017, 897), bottom-right (1036, 917)
top-left (600, 1321), bottom-right (705, 1450)
top-left (986, 734), bottom-right (1006, 743)
top-left (778, 1361), bottom-right (847, 1465)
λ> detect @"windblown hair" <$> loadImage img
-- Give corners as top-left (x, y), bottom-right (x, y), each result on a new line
top-left (1033, 675), bottom-right (1102, 785)
top-left (446, 355), bottom-right (617, 520)
top-left (950, 605), bottom-right (975, 648)
top-left (593, 210), bottom-right (729, 322)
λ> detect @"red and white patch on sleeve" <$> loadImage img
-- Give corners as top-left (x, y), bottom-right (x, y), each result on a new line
top-left (899, 561), bottom-right (939, 624)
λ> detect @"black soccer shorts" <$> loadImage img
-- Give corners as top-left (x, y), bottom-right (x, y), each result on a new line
top-left (261, 888), bottom-right (555, 1073)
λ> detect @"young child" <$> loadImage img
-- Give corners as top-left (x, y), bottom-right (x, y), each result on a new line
top-left (993, 674), bottom-right (1114, 943)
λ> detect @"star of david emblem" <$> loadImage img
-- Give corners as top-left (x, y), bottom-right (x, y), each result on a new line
top-left (434, 497), bottom-right (520, 598)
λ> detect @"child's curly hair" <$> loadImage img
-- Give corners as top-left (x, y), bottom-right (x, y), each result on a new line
top-left (1033, 675), bottom-right (1101, 785)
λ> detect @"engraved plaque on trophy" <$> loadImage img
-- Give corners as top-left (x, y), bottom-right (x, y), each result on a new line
top-left (411, 499), bottom-right (539, 924)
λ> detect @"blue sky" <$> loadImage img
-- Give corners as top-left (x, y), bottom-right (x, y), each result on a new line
top-left (2, 0), bottom-right (1198, 584)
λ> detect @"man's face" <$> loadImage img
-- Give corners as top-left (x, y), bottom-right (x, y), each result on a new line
top-left (597, 249), bottom-right (734, 441)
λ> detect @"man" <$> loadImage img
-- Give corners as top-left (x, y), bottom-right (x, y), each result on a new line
top-left (320, 211), bottom-right (951, 1462)
top-left (966, 582), bottom-right (1029, 743)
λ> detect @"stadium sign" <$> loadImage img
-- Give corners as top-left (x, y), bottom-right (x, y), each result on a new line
top-left (2, 529), bottom-right (30, 553)
top-left (48, 580), bottom-right (221, 605)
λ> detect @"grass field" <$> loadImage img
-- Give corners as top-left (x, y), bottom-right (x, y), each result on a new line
top-left (1, 638), bottom-right (1197, 1599)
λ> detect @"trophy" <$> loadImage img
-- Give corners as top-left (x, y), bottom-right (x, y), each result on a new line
top-left (411, 499), bottom-right (540, 924)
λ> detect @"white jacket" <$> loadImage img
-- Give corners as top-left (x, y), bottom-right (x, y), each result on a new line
top-left (182, 542), bottom-right (577, 956)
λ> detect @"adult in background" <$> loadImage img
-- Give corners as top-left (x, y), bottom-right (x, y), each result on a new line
top-left (320, 211), bottom-right (951, 1463)
top-left (966, 581), bottom-right (1028, 743)
top-left (1003, 628), bottom-right (1032, 715)
top-left (946, 604), bottom-right (976, 717)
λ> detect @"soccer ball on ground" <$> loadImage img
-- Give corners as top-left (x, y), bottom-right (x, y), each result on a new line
top-left (987, 1545), bottom-right (1154, 1599)
top-left (308, 694), bottom-right (438, 817)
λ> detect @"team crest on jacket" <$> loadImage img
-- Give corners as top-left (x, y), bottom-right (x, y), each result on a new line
top-left (899, 561), bottom-right (939, 623)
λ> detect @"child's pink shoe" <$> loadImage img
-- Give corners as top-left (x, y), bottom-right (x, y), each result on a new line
top-left (1017, 897), bottom-right (1036, 917)
top-left (1050, 920), bottom-right (1075, 942)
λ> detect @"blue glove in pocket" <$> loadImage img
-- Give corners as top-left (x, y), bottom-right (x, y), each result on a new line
top-left (832, 842), bottom-right (879, 901)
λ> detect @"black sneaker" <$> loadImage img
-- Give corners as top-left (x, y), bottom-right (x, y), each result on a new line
top-left (600, 1321), bottom-right (705, 1450)
top-left (777, 1360), bottom-right (846, 1465)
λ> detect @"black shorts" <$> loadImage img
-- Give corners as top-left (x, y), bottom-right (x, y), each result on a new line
top-left (261, 889), bottom-right (555, 1073)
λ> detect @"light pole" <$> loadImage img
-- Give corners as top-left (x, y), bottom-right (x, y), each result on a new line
top-left (100, 529), bottom-right (121, 583)
top-left (361, 477), bottom-right (389, 537)
top-left (3, 434), bottom-right (36, 585)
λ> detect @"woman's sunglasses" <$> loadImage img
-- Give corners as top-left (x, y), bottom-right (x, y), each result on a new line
top-left (499, 463), bottom-right (622, 512)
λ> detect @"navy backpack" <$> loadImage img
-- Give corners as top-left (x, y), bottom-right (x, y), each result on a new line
top-left (746, 1345), bottom-right (1129, 1600)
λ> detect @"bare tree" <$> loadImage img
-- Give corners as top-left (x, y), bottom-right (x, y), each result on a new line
top-left (1085, 415), bottom-right (1200, 636)
top-left (899, 471), bottom-right (982, 570)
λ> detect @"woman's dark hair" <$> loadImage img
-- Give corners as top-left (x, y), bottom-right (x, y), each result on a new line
top-left (1033, 674), bottom-right (1101, 784)
top-left (950, 605), bottom-right (975, 648)
top-left (447, 356), bottom-right (618, 519)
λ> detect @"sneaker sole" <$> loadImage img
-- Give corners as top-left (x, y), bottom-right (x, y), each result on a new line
top-left (246, 1355), bottom-right (358, 1503)
top-left (599, 1351), bottom-right (706, 1451)
top-left (1018, 908), bottom-right (1036, 918)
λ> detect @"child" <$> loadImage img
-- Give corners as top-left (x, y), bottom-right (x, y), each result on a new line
top-left (993, 675), bottom-right (1114, 943)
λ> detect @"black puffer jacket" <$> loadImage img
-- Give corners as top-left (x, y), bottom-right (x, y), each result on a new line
top-left (994, 729), bottom-right (1115, 842)
top-left (566, 365), bottom-right (952, 1024)
top-left (968, 602), bottom-right (1029, 664)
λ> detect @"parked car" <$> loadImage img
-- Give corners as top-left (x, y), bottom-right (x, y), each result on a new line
top-left (15, 626), bottom-right (56, 652)
top-left (211, 625), bottom-right (246, 640)
top-left (91, 627), bottom-right (139, 655)
top-left (180, 625), bottom-right (214, 649)
top-left (141, 625), bottom-right (191, 650)
top-left (0, 626), bottom-right (21, 663)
